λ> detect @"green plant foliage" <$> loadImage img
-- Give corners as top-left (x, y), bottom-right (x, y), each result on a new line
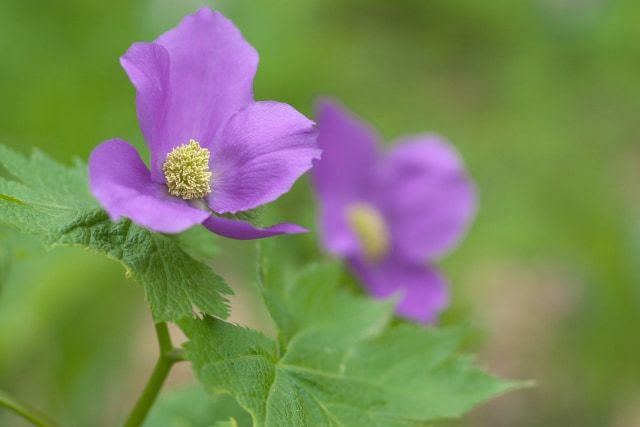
top-left (0, 145), bottom-right (523, 425)
top-left (0, 145), bottom-right (231, 322)
top-left (182, 249), bottom-right (522, 426)
top-left (145, 385), bottom-right (250, 427)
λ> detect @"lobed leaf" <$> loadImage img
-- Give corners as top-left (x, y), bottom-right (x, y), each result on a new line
top-left (182, 247), bottom-right (524, 427)
top-left (0, 145), bottom-right (231, 321)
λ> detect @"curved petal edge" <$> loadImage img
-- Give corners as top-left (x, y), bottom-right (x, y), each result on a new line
top-left (203, 215), bottom-right (308, 240)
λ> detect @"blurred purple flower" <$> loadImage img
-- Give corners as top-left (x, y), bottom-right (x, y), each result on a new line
top-left (313, 100), bottom-right (477, 323)
top-left (89, 8), bottom-right (320, 239)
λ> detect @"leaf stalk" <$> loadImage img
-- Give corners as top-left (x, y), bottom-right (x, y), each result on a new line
top-left (0, 389), bottom-right (59, 427)
top-left (122, 321), bottom-right (184, 427)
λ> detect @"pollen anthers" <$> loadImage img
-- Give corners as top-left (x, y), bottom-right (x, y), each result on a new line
top-left (163, 140), bottom-right (212, 200)
top-left (347, 203), bottom-right (390, 262)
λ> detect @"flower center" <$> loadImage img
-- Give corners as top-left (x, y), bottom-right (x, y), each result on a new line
top-left (163, 140), bottom-right (212, 200)
top-left (346, 203), bottom-right (390, 262)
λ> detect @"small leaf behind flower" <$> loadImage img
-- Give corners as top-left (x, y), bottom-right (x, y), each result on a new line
top-left (172, 225), bottom-right (221, 263)
top-left (0, 144), bottom-right (231, 322)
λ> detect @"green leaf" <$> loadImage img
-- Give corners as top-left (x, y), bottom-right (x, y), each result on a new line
top-left (52, 210), bottom-right (231, 322)
top-left (0, 145), bottom-right (231, 321)
top-left (0, 146), bottom-right (95, 235)
top-left (182, 252), bottom-right (524, 426)
top-left (144, 385), bottom-right (251, 427)
top-left (259, 259), bottom-right (392, 353)
top-left (172, 225), bottom-right (221, 263)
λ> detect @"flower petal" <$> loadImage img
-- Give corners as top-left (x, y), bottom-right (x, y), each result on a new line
top-left (380, 136), bottom-right (477, 262)
top-left (312, 99), bottom-right (380, 257)
top-left (202, 216), bottom-right (307, 240)
top-left (206, 101), bottom-right (320, 213)
top-left (120, 8), bottom-right (258, 181)
top-left (89, 139), bottom-right (210, 233)
top-left (348, 255), bottom-right (449, 324)
top-left (119, 42), bottom-right (169, 181)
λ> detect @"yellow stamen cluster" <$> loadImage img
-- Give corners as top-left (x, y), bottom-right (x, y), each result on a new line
top-left (346, 203), bottom-right (390, 262)
top-left (163, 140), bottom-right (212, 200)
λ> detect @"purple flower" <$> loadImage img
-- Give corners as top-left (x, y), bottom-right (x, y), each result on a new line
top-left (89, 8), bottom-right (320, 239)
top-left (312, 100), bottom-right (477, 323)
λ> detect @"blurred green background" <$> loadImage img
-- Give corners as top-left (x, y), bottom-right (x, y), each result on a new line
top-left (1, 0), bottom-right (640, 426)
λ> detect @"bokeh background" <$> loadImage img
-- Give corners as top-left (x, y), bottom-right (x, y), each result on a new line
top-left (1, 0), bottom-right (640, 426)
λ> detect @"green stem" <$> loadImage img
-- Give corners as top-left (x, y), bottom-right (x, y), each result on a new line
top-left (122, 322), bottom-right (184, 427)
top-left (0, 389), bottom-right (59, 427)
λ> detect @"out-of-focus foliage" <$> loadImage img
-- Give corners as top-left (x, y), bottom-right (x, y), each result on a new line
top-left (0, 232), bottom-right (10, 290)
top-left (0, 0), bottom-right (639, 426)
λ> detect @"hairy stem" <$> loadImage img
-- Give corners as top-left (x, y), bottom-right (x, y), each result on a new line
top-left (0, 389), bottom-right (59, 427)
top-left (123, 322), bottom-right (184, 427)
